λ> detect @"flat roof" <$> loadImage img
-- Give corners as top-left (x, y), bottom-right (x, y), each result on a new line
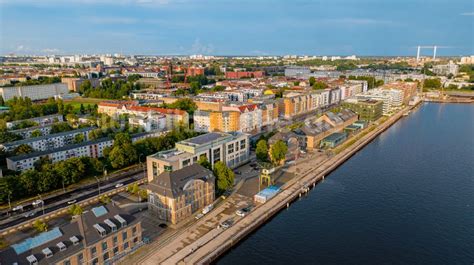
top-left (182, 132), bottom-right (228, 145)
top-left (322, 132), bottom-right (347, 142)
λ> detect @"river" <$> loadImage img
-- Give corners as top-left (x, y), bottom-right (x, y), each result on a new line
top-left (217, 103), bottom-right (474, 265)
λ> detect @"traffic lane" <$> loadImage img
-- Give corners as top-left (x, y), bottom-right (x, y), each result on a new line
top-left (0, 168), bottom-right (143, 218)
top-left (0, 174), bottom-right (143, 230)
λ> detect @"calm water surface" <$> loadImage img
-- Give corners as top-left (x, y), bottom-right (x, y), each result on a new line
top-left (217, 103), bottom-right (474, 265)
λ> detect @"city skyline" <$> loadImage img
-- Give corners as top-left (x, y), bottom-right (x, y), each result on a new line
top-left (1, 0), bottom-right (473, 56)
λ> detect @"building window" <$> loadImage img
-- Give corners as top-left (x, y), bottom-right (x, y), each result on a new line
top-left (132, 226), bottom-right (137, 236)
top-left (113, 247), bottom-right (119, 255)
top-left (122, 231), bottom-right (128, 241)
top-left (103, 252), bottom-right (109, 261)
top-left (77, 253), bottom-right (84, 264)
top-left (92, 258), bottom-right (98, 265)
top-left (102, 242), bottom-right (108, 251)
top-left (124, 242), bottom-right (129, 250)
top-left (113, 236), bottom-right (118, 246)
top-left (64, 259), bottom-right (71, 265)
top-left (90, 246), bottom-right (97, 257)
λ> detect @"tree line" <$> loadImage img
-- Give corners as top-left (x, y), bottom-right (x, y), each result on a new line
top-left (0, 127), bottom-right (200, 204)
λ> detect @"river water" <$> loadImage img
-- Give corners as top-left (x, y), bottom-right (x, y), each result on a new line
top-left (217, 103), bottom-right (474, 265)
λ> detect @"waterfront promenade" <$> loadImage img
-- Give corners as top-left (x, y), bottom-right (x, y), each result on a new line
top-left (136, 105), bottom-right (411, 264)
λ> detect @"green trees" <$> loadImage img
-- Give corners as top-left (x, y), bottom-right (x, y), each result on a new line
top-left (161, 98), bottom-right (197, 115)
top-left (108, 133), bottom-right (138, 169)
top-left (198, 155), bottom-right (212, 170)
top-left (0, 131), bottom-right (22, 144)
top-left (213, 161), bottom-right (234, 194)
top-left (256, 139), bottom-right (269, 162)
top-left (14, 144), bottom-right (34, 155)
top-left (269, 140), bottom-right (288, 166)
top-left (33, 220), bottom-right (48, 232)
top-left (73, 133), bottom-right (85, 144)
top-left (80, 78), bottom-right (139, 99)
top-left (312, 81), bottom-right (328, 90)
top-left (30, 130), bottom-right (42, 138)
top-left (68, 204), bottom-right (83, 216)
top-left (309, 77), bottom-right (316, 86)
top-left (50, 122), bottom-right (73, 134)
top-left (424, 78), bottom-right (442, 89)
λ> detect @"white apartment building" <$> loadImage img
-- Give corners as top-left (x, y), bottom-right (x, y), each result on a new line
top-left (6, 114), bottom-right (64, 129)
top-left (1, 127), bottom-right (94, 152)
top-left (193, 110), bottom-right (211, 132)
top-left (128, 113), bottom-right (166, 132)
top-left (0, 83), bottom-right (70, 101)
top-left (356, 88), bottom-right (403, 115)
top-left (7, 131), bottom-right (165, 172)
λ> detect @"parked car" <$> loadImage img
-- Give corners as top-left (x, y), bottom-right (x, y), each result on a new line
top-left (32, 200), bottom-right (43, 207)
top-left (115, 183), bottom-right (124, 188)
top-left (195, 213), bottom-right (204, 220)
top-left (236, 206), bottom-right (253, 217)
top-left (219, 218), bottom-right (234, 230)
top-left (67, 200), bottom-right (77, 205)
top-left (202, 204), bottom-right (213, 214)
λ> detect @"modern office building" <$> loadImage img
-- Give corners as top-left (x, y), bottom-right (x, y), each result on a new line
top-left (147, 164), bottom-right (215, 224)
top-left (0, 205), bottom-right (142, 265)
top-left (356, 88), bottom-right (403, 115)
top-left (342, 99), bottom-right (383, 122)
top-left (146, 132), bottom-right (249, 181)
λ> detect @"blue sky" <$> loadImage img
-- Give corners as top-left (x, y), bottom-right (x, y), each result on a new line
top-left (0, 0), bottom-right (473, 56)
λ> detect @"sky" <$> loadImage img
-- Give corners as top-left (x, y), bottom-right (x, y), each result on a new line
top-left (0, 0), bottom-right (473, 56)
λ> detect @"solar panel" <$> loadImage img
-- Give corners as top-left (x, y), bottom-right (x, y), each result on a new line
top-left (91, 206), bottom-right (108, 217)
top-left (12, 227), bottom-right (62, 255)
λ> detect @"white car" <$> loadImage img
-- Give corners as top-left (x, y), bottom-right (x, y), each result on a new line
top-left (32, 200), bottom-right (43, 207)
top-left (195, 213), bottom-right (204, 220)
top-left (67, 200), bottom-right (77, 205)
top-left (12, 205), bottom-right (23, 211)
top-left (115, 183), bottom-right (124, 188)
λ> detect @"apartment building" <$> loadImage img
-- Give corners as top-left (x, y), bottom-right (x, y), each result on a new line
top-left (98, 101), bottom-right (189, 129)
top-left (194, 103), bottom-right (262, 133)
top-left (128, 113), bottom-right (166, 132)
top-left (282, 91), bottom-right (322, 119)
top-left (147, 164), bottom-right (215, 224)
top-left (1, 127), bottom-right (94, 152)
top-left (356, 88), bottom-right (403, 115)
top-left (342, 99), bottom-right (383, 122)
top-left (260, 101), bottom-right (279, 127)
top-left (380, 81), bottom-right (417, 105)
top-left (0, 205), bottom-right (142, 265)
top-left (0, 83), bottom-right (70, 101)
top-left (7, 131), bottom-right (164, 171)
top-left (146, 132), bottom-right (249, 180)
top-left (6, 114), bottom-right (64, 129)
top-left (10, 124), bottom-right (54, 139)
top-left (225, 71), bottom-right (264, 79)
top-left (186, 66), bottom-right (205, 77)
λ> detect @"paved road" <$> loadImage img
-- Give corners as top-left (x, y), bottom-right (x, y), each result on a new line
top-left (0, 170), bottom-right (145, 231)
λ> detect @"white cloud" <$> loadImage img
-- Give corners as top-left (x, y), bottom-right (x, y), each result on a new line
top-left (460, 12), bottom-right (474, 16)
top-left (42, 48), bottom-right (60, 54)
top-left (191, 38), bottom-right (214, 54)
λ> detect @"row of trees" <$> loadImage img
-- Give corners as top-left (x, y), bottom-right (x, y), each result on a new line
top-left (347, 75), bottom-right (384, 89)
top-left (256, 139), bottom-right (288, 166)
top-left (159, 98), bottom-right (198, 115)
top-left (79, 76), bottom-right (141, 99)
top-left (197, 157), bottom-right (235, 195)
top-left (0, 76), bottom-right (61, 88)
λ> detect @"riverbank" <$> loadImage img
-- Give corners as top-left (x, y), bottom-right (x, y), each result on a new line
top-left (185, 105), bottom-right (412, 264)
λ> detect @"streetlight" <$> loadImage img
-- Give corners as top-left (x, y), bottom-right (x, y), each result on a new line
top-left (38, 194), bottom-right (45, 215)
top-left (103, 165), bottom-right (108, 181)
top-left (94, 176), bottom-right (101, 197)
